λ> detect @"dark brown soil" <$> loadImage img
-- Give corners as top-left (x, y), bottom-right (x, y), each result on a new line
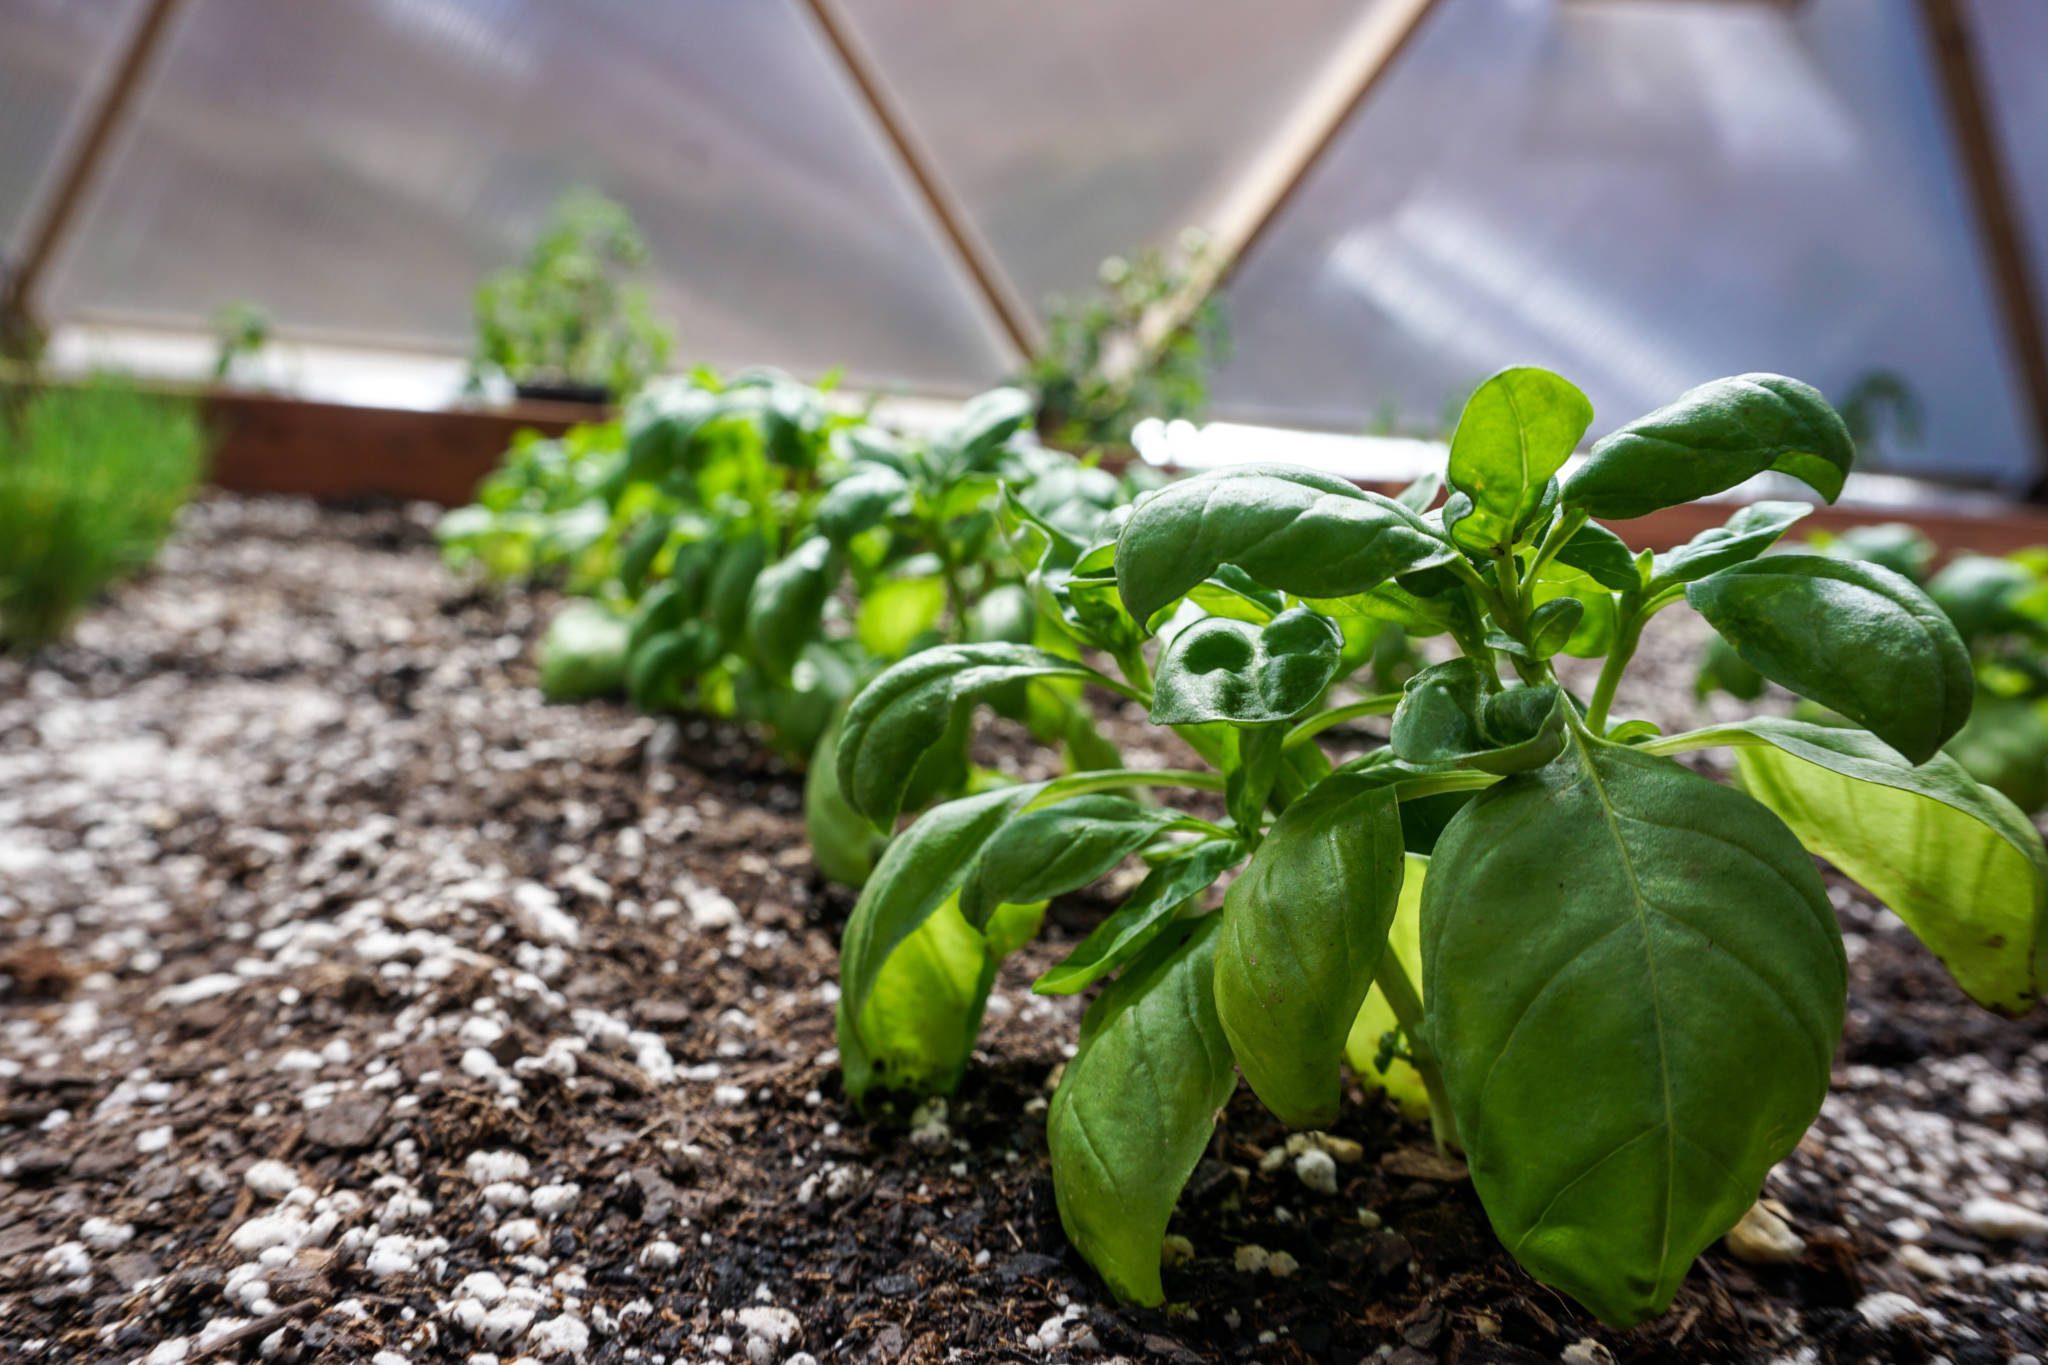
top-left (0, 496), bottom-right (2043, 1364)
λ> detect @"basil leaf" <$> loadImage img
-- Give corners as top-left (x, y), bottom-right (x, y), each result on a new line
top-left (838, 784), bottom-right (1045, 1033)
top-left (1225, 724), bottom-right (1285, 836)
top-left (804, 713), bottom-right (884, 889)
top-left (1646, 717), bottom-right (2047, 1014)
top-left (1344, 853), bottom-right (1430, 1119)
top-left (837, 644), bottom-right (1133, 828)
top-left (1423, 735), bottom-right (1843, 1326)
top-left (1927, 554), bottom-right (2035, 641)
top-left (838, 893), bottom-right (994, 1102)
top-left (1562, 374), bottom-right (1854, 519)
top-left (816, 463), bottom-right (909, 544)
top-left (1554, 521), bottom-right (1641, 592)
top-left (1151, 608), bottom-right (1343, 726)
top-left (1445, 368), bottom-right (1593, 554)
top-left (1048, 914), bottom-right (1236, 1306)
top-left (1215, 769), bottom-right (1405, 1127)
top-left (1821, 522), bottom-right (1936, 582)
top-left (626, 626), bottom-right (710, 714)
top-left (1944, 697), bottom-right (2048, 814)
top-left (1390, 660), bottom-right (1568, 774)
top-left (618, 513), bottom-right (674, 595)
top-left (957, 795), bottom-right (1183, 930)
top-left (1115, 465), bottom-right (1455, 629)
top-left (706, 530), bottom-right (769, 643)
top-left (1034, 839), bottom-right (1243, 996)
top-left (536, 601), bottom-right (628, 703)
top-left (746, 536), bottom-right (836, 683)
top-left (1687, 554), bottom-right (1971, 764)
top-left (1647, 501), bottom-right (1810, 592)
top-left (854, 576), bottom-right (947, 659)
top-left (939, 386), bottom-right (1034, 468)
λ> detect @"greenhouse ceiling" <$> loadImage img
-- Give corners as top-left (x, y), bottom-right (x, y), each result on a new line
top-left (3, 0), bottom-right (2047, 490)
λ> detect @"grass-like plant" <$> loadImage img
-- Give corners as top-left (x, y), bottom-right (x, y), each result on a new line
top-left (0, 377), bottom-right (207, 652)
top-left (831, 368), bottom-right (2048, 1323)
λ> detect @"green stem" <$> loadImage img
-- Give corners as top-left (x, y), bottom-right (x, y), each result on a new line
top-left (1028, 767), bottom-right (1226, 807)
top-left (1372, 952), bottom-right (1460, 1153)
top-left (1584, 595), bottom-right (1645, 734)
top-left (1524, 507), bottom-right (1588, 585)
top-left (1282, 693), bottom-right (1404, 749)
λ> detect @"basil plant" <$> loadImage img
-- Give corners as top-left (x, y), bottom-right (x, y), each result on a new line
top-left (829, 368), bottom-right (2048, 1325)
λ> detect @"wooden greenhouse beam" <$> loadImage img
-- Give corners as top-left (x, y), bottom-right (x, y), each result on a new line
top-left (1916, 0), bottom-right (2048, 495)
top-left (797, 0), bottom-right (1041, 364)
top-left (1142, 0), bottom-right (1446, 352)
top-left (1, 0), bottom-right (187, 330)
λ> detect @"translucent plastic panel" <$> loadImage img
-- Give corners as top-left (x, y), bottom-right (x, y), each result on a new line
top-left (838, 0), bottom-right (1374, 314)
top-left (1966, 0), bottom-right (2048, 340)
top-left (1215, 0), bottom-right (2035, 489)
top-left (46, 0), bottom-right (1009, 393)
top-left (0, 0), bottom-right (144, 253)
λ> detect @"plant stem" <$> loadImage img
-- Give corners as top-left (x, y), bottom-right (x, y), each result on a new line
top-left (1372, 952), bottom-right (1460, 1153)
top-left (1584, 594), bottom-right (1645, 733)
top-left (1282, 693), bottom-right (1403, 749)
top-left (1028, 767), bottom-right (1226, 806)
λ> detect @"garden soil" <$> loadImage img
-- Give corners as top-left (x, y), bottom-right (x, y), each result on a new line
top-left (1, 496), bottom-right (2043, 1363)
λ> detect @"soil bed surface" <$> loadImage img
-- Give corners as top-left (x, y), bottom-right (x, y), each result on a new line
top-left (1, 496), bottom-right (2044, 1364)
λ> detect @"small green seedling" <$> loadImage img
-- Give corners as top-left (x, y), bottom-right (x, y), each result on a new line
top-left (832, 368), bottom-right (2048, 1324)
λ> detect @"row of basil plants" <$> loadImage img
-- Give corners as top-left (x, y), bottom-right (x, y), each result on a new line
top-left (445, 366), bottom-right (2046, 1328)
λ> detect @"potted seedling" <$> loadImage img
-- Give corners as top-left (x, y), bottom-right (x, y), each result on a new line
top-left (469, 189), bottom-right (674, 406)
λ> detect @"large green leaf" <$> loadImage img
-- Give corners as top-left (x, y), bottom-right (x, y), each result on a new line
top-left (1048, 915), bottom-right (1237, 1306)
top-left (1647, 501), bottom-right (1811, 592)
top-left (745, 536), bottom-right (837, 682)
top-left (1115, 465), bottom-right (1455, 628)
top-left (836, 644), bottom-right (1132, 828)
top-left (1562, 374), bottom-right (1853, 519)
top-left (1151, 607), bottom-right (1343, 726)
top-left (957, 795), bottom-right (1183, 930)
top-left (1444, 368), bottom-right (1593, 554)
top-left (1034, 839), bottom-right (1244, 996)
top-left (838, 784), bottom-right (1044, 1031)
top-left (1422, 734), bottom-right (1843, 1326)
top-left (1214, 769), bottom-right (1405, 1127)
top-left (1687, 554), bottom-right (1971, 764)
top-left (1644, 717), bottom-right (2047, 1014)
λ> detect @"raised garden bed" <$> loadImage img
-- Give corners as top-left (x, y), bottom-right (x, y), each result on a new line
top-left (0, 495), bottom-right (2043, 1363)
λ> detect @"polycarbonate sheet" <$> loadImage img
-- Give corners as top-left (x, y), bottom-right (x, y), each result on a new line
top-left (838, 0), bottom-right (1374, 314)
top-left (1967, 0), bottom-right (2048, 345)
top-left (1214, 0), bottom-right (2036, 488)
top-left (46, 0), bottom-right (1010, 393)
top-left (0, 0), bottom-right (144, 253)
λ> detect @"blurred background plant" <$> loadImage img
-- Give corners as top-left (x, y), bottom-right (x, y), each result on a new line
top-left (1026, 230), bottom-right (1228, 448)
top-left (1699, 519), bottom-right (2048, 812)
top-left (468, 189), bottom-right (674, 403)
top-left (209, 300), bottom-right (272, 385)
top-left (0, 375), bottom-right (208, 652)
